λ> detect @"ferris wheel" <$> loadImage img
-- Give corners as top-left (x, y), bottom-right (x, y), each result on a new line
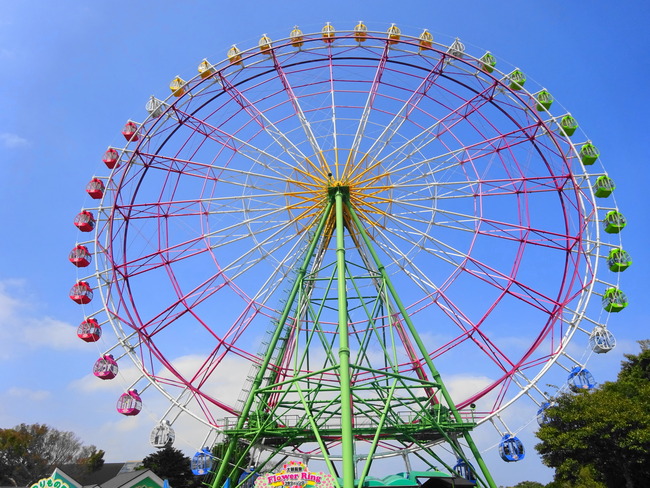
top-left (70, 22), bottom-right (630, 488)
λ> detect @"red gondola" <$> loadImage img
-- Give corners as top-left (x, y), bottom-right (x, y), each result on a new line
top-left (77, 318), bottom-right (101, 342)
top-left (117, 389), bottom-right (142, 416)
top-left (102, 148), bottom-right (119, 169)
top-left (74, 211), bottom-right (95, 232)
top-left (94, 354), bottom-right (118, 380)
top-left (122, 121), bottom-right (139, 142)
top-left (69, 245), bottom-right (91, 267)
top-left (86, 178), bottom-right (105, 199)
top-left (69, 281), bottom-right (93, 304)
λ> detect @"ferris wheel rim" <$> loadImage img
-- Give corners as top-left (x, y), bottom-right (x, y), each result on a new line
top-left (74, 23), bottom-right (626, 457)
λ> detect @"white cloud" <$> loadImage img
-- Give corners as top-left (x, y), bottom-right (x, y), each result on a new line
top-left (6, 387), bottom-right (51, 402)
top-left (0, 279), bottom-right (86, 360)
top-left (0, 132), bottom-right (28, 148)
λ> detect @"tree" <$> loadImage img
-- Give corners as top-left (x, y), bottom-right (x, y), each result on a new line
top-left (142, 444), bottom-right (200, 488)
top-left (535, 341), bottom-right (650, 488)
top-left (77, 448), bottom-right (106, 472)
top-left (0, 424), bottom-right (103, 486)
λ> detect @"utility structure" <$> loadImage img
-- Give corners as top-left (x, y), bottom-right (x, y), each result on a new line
top-left (210, 183), bottom-right (495, 488)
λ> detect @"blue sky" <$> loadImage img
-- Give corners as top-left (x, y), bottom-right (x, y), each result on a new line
top-left (1, 1), bottom-right (649, 487)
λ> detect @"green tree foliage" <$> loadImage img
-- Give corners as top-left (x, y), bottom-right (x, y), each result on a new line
top-left (142, 444), bottom-right (201, 488)
top-left (508, 482), bottom-right (545, 488)
top-left (535, 341), bottom-right (650, 488)
top-left (78, 448), bottom-right (105, 472)
top-left (0, 424), bottom-right (103, 486)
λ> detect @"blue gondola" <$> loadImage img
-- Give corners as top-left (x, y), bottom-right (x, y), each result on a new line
top-left (238, 467), bottom-right (259, 488)
top-left (567, 366), bottom-right (596, 392)
top-left (499, 435), bottom-right (525, 462)
top-left (453, 459), bottom-right (475, 481)
top-left (191, 448), bottom-right (213, 476)
top-left (536, 402), bottom-right (555, 426)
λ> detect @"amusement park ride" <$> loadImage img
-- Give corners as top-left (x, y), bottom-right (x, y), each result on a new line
top-left (70, 22), bottom-right (630, 488)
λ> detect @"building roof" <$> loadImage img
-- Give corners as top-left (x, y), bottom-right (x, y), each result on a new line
top-left (51, 463), bottom-right (162, 488)
top-left (101, 469), bottom-right (163, 488)
top-left (54, 464), bottom-right (128, 487)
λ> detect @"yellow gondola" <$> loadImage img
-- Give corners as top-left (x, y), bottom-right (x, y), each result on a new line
top-left (322, 22), bottom-right (335, 43)
top-left (227, 45), bottom-right (243, 65)
top-left (290, 26), bottom-right (304, 48)
top-left (197, 59), bottom-right (215, 79)
top-left (354, 21), bottom-right (367, 42)
top-left (170, 76), bottom-right (186, 97)
top-left (387, 24), bottom-right (401, 45)
top-left (259, 34), bottom-right (273, 54)
top-left (418, 29), bottom-right (433, 50)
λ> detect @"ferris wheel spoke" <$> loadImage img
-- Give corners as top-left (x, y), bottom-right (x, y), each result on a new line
top-left (206, 204), bottom-right (321, 285)
top-left (204, 203), bottom-right (320, 255)
top-left (133, 150), bottom-right (319, 192)
top-left (391, 174), bottom-right (577, 204)
top-left (347, 57), bottom-right (446, 179)
top-left (327, 47), bottom-right (340, 178)
top-left (367, 121), bottom-right (543, 194)
top-left (343, 43), bottom-right (390, 178)
top-left (424, 288), bottom-right (528, 375)
top-left (112, 210), bottom-right (292, 281)
top-left (168, 106), bottom-right (317, 182)
top-left (426, 205), bottom-right (576, 252)
top-left (270, 50), bottom-right (329, 172)
top-left (356, 81), bottom-right (502, 183)
top-left (368, 208), bottom-right (568, 315)
top-left (133, 248), bottom-right (274, 341)
top-left (218, 72), bottom-right (327, 180)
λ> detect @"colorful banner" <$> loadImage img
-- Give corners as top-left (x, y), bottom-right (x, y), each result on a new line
top-left (254, 461), bottom-right (335, 488)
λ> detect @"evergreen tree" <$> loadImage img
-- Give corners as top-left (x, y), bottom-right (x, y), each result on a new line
top-left (142, 444), bottom-right (201, 488)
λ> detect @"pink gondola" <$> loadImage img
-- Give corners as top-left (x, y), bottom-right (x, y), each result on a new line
top-left (93, 354), bottom-right (118, 380)
top-left (117, 389), bottom-right (142, 416)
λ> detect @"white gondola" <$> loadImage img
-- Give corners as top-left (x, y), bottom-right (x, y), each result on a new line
top-left (589, 326), bottom-right (616, 354)
top-left (150, 420), bottom-right (175, 448)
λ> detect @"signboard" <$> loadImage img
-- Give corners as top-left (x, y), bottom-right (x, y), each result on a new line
top-left (254, 461), bottom-right (336, 488)
top-left (31, 476), bottom-right (70, 488)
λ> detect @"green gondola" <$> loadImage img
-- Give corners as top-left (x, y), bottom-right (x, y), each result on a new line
top-left (603, 210), bottom-right (626, 233)
top-left (560, 115), bottom-right (578, 136)
top-left (509, 69), bottom-right (526, 90)
top-left (607, 248), bottom-right (632, 272)
top-left (579, 142), bottom-right (599, 165)
top-left (594, 175), bottom-right (615, 197)
top-left (602, 287), bottom-right (628, 313)
top-left (479, 51), bottom-right (496, 73)
top-left (536, 90), bottom-right (553, 111)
